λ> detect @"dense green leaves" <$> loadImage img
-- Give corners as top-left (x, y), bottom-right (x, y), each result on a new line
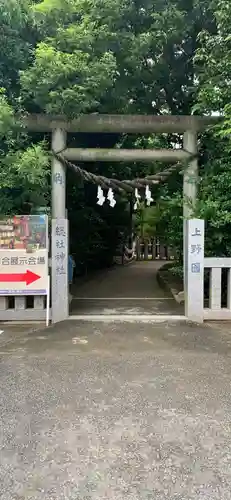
top-left (1, 0), bottom-right (231, 271)
top-left (21, 44), bottom-right (117, 115)
top-left (192, 0), bottom-right (231, 258)
top-left (20, 0), bottom-right (214, 115)
top-left (0, 0), bottom-right (34, 101)
top-left (0, 90), bottom-right (15, 137)
top-left (195, 1), bottom-right (231, 132)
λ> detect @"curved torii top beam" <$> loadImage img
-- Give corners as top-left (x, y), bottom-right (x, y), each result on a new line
top-left (23, 113), bottom-right (220, 134)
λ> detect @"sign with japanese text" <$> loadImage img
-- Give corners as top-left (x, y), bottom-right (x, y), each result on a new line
top-left (188, 220), bottom-right (204, 276)
top-left (185, 219), bottom-right (205, 322)
top-left (52, 221), bottom-right (68, 277)
top-left (52, 218), bottom-right (68, 323)
top-left (0, 249), bottom-right (48, 295)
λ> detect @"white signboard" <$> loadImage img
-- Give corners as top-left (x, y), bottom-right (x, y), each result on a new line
top-left (0, 249), bottom-right (48, 295)
top-left (185, 219), bottom-right (204, 322)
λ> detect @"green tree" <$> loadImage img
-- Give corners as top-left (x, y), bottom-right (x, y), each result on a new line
top-left (195, 0), bottom-right (231, 131)
top-left (2, 0), bottom-right (229, 274)
top-left (0, 1), bottom-right (50, 215)
top-left (193, 0), bottom-right (231, 259)
top-left (19, 0), bottom-right (219, 270)
top-left (21, 0), bottom-right (215, 116)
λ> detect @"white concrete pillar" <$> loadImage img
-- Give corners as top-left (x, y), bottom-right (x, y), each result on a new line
top-left (52, 128), bottom-right (67, 218)
top-left (209, 267), bottom-right (222, 310)
top-left (52, 218), bottom-right (69, 323)
top-left (183, 130), bottom-right (198, 217)
top-left (183, 130), bottom-right (198, 297)
top-left (51, 128), bottom-right (68, 323)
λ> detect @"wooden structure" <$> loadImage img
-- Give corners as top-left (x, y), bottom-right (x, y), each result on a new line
top-left (114, 238), bottom-right (173, 265)
top-left (135, 239), bottom-right (174, 261)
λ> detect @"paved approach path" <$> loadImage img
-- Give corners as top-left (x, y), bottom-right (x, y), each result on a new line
top-left (70, 261), bottom-right (183, 315)
top-left (1, 319), bottom-right (231, 499)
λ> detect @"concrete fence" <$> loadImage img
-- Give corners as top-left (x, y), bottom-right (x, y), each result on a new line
top-left (204, 258), bottom-right (231, 320)
top-left (0, 295), bottom-right (49, 321)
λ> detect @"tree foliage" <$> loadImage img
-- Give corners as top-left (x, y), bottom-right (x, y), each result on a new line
top-left (1, 0), bottom-right (231, 272)
top-left (0, 1), bottom-right (50, 215)
top-left (20, 0), bottom-right (215, 116)
top-left (192, 0), bottom-right (231, 259)
top-left (195, 1), bottom-right (231, 126)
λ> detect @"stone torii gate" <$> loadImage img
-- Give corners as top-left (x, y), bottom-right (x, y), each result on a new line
top-left (24, 114), bottom-right (218, 323)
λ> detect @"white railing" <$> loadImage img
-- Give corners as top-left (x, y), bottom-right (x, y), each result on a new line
top-left (204, 258), bottom-right (231, 320)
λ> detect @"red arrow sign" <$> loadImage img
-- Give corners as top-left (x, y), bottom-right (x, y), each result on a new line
top-left (0, 270), bottom-right (41, 286)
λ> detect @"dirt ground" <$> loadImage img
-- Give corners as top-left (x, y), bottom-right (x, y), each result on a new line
top-left (1, 318), bottom-right (231, 499)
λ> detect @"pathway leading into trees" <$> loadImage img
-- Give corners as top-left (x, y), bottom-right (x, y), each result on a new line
top-left (70, 261), bottom-right (184, 316)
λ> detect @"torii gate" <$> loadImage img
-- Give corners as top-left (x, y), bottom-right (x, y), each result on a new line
top-left (24, 114), bottom-right (218, 323)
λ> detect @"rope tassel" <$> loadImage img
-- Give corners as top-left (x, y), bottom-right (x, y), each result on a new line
top-left (107, 188), bottom-right (116, 207)
top-left (134, 188), bottom-right (141, 211)
top-left (145, 185), bottom-right (153, 206)
top-left (97, 185), bottom-right (105, 206)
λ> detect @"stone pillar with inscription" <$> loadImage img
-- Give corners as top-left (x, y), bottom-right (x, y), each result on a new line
top-left (52, 218), bottom-right (69, 323)
top-left (183, 130), bottom-right (198, 303)
top-left (185, 219), bottom-right (204, 323)
top-left (51, 128), bottom-right (69, 322)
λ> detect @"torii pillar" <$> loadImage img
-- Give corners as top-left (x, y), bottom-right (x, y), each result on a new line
top-left (183, 130), bottom-right (198, 217)
top-left (183, 130), bottom-right (204, 323)
top-left (51, 128), bottom-right (69, 323)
